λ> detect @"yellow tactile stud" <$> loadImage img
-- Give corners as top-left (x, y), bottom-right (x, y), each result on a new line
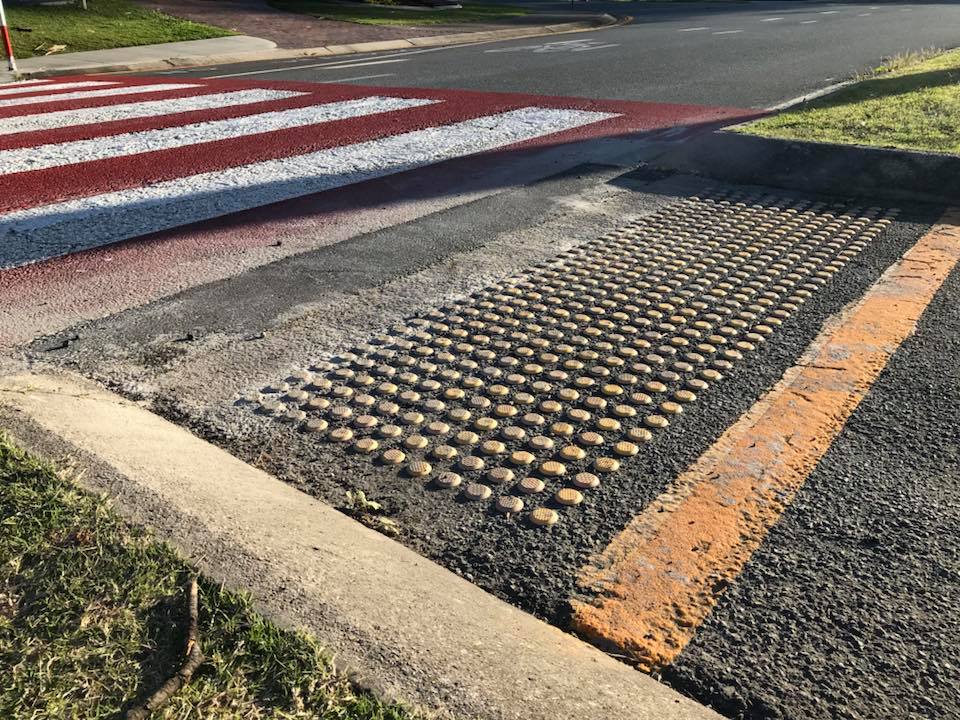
top-left (644, 415), bottom-right (670, 429)
top-left (433, 445), bottom-right (458, 461)
top-left (519, 476), bottom-right (546, 494)
top-left (488, 467), bottom-right (515, 485)
top-left (555, 488), bottom-right (584, 506)
top-left (530, 507), bottom-right (559, 527)
top-left (354, 438), bottom-right (379, 454)
top-left (594, 457), bottom-right (620, 473)
top-left (403, 434), bottom-right (428, 450)
top-left (531, 456), bottom-right (565, 477)
top-left (496, 495), bottom-right (524, 514)
top-left (559, 445), bottom-right (587, 462)
top-left (329, 427), bottom-right (354, 443)
top-left (407, 460), bottom-right (432, 478)
top-left (480, 440), bottom-right (507, 455)
top-left (577, 431), bottom-right (604, 447)
top-left (463, 483), bottom-right (492, 501)
top-left (510, 450), bottom-right (536, 466)
top-left (303, 418), bottom-right (328, 433)
top-left (613, 441), bottom-right (639, 457)
top-left (572, 471), bottom-right (600, 490)
top-left (460, 455), bottom-right (485, 472)
top-left (381, 448), bottom-right (406, 465)
top-left (435, 471), bottom-right (462, 489)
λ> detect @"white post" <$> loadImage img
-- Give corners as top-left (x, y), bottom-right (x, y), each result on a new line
top-left (0, 0), bottom-right (16, 73)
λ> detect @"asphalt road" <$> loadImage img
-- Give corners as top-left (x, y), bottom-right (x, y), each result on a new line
top-left (162, 1), bottom-right (960, 108)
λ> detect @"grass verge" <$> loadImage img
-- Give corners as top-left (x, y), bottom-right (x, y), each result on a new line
top-left (269, 0), bottom-right (529, 27)
top-left (739, 47), bottom-right (960, 155)
top-left (6, 0), bottom-right (233, 59)
top-left (0, 434), bottom-right (411, 720)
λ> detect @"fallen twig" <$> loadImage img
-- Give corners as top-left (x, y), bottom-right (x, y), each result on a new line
top-left (127, 576), bottom-right (205, 720)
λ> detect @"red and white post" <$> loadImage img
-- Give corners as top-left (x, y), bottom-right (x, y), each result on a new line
top-left (0, 0), bottom-right (17, 73)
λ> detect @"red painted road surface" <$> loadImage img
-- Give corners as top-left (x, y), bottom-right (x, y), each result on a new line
top-left (0, 74), bottom-right (759, 346)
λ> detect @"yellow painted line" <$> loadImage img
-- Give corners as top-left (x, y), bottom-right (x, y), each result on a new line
top-left (571, 209), bottom-right (960, 671)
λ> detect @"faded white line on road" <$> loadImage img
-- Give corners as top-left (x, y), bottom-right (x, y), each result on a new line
top-left (319, 73), bottom-right (396, 83)
top-left (0, 89), bottom-right (306, 136)
top-left (313, 58), bottom-right (408, 69)
top-left (572, 44), bottom-right (619, 52)
top-left (800, 19), bottom-right (818, 24)
top-left (677, 26), bottom-right (710, 32)
top-left (2, 96), bottom-right (436, 174)
top-left (819, 10), bottom-right (839, 14)
top-left (0, 78), bottom-right (52, 88)
top-left (713, 29), bottom-right (743, 35)
top-left (1, 107), bottom-right (617, 268)
top-left (858, 12), bottom-right (872, 16)
top-left (0, 80), bottom-right (119, 97)
top-left (207, 58), bottom-right (406, 78)
top-left (0, 84), bottom-right (200, 109)
top-left (760, 17), bottom-right (783, 22)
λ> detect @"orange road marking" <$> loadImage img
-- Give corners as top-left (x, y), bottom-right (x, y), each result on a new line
top-left (571, 209), bottom-right (960, 671)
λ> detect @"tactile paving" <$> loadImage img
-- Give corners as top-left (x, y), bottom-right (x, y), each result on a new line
top-left (247, 190), bottom-right (897, 528)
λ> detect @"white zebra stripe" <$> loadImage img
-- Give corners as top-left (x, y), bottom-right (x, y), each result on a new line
top-left (0, 80), bottom-right (118, 97)
top-left (0, 83), bottom-right (200, 109)
top-left (1, 106), bottom-right (617, 269)
top-left (0, 89), bottom-right (307, 136)
top-left (3, 96), bottom-right (437, 173)
top-left (0, 78), bottom-right (53, 88)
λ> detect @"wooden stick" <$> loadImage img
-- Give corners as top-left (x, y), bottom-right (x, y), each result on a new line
top-left (127, 577), bottom-right (205, 720)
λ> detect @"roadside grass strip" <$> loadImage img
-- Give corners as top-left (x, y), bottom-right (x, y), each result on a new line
top-left (5, 0), bottom-right (233, 59)
top-left (0, 435), bottom-right (412, 720)
top-left (740, 48), bottom-right (960, 154)
top-left (269, 0), bottom-right (530, 27)
top-left (571, 209), bottom-right (960, 670)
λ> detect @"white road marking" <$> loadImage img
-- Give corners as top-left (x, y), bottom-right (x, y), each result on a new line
top-left (0, 89), bottom-right (305, 136)
top-left (208, 58), bottom-right (406, 78)
top-left (312, 58), bottom-right (408, 70)
top-left (819, 10), bottom-right (839, 14)
top-left (572, 44), bottom-right (619, 52)
top-left (800, 19), bottom-right (818, 23)
top-left (760, 17), bottom-right (784, 22)
top-left (0, 83), bottom-right (200, 109)
top-left (678, 26), bottom-right (710, 32)
top-left (858, 12), bottom-right (872, 16)
top-left (713, 29), bottom-right (743, 35)
top-left (0, 78), bottom-right (52, 88)
top-left (0, 80), bottom-right (119, 97)
top-left (485, 39), bottom-right (619, 54)
top-left (2, 106), bottom-right (617, 268)
top-left (319, 73), bottom-right (396, 83)
top-left (2, 96), bottom-right (436, 174)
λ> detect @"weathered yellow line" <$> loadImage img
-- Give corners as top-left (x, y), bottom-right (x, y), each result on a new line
top-left (571, 209), bottom-right (960, 671)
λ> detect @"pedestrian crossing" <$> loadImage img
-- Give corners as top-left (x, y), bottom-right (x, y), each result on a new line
top-left (0, 74), bottom-right (752, 270)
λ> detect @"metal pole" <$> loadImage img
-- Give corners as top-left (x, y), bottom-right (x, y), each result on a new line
top-left (0, 0), bottom-right (17, 73)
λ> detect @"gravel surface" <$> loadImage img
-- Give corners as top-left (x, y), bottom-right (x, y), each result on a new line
top-left (665, 252), bottom-right (960, 720)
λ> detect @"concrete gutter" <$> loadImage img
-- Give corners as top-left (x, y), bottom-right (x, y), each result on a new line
top-left (0, 370), bottom-right (721, 720)
top-left (4, 14), bottom-right (625, 80)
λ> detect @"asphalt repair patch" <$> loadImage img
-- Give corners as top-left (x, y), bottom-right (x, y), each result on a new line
top-left (222, 188), bottom-right (936, 625)
top-left (29, 174), bottom-right (943, 720)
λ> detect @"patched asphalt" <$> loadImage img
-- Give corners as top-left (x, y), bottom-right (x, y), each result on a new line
top-left (26, 168), bottom-right (950, 720)
top-left (665, 248), bottom-right (960, 720)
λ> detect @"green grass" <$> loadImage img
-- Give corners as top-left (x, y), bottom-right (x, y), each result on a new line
top-left (6, 0), bottom-right (233, 59)
top-left (0, 435), bottom-right (413, 720)
top-left (269, 0), bottom-right (529, 27)
top-left (740, 47), bottom-right (960, 155)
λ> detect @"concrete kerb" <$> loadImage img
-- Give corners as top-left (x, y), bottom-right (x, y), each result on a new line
top-left (650, 130), bottom-right (960, 206)
top-left (0, 370), bottom-right (721, 720)
top-left (9, 14), bottom-right (625, 79)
